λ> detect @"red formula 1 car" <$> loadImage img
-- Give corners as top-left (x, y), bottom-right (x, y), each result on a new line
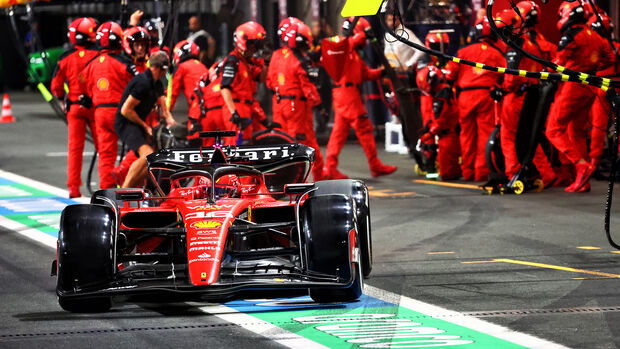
top-left (52, 131), bottom-right (372, 312)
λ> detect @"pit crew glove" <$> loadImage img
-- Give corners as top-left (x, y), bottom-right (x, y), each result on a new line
top-left (489, 86), bottom-right (505, 102)
top-left (229, 111), bottom-right (252, 130)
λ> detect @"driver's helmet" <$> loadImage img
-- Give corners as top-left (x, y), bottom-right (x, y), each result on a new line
top-left (215, 174), bottom-right (240, 198)
top-left (194, 176), bottom-right (212, 199)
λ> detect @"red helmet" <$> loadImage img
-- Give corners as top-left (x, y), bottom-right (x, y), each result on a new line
top-left (233, 21), bottom-right (266, 55)
top-left (341, 16), bottom-right (371, 36)
top-left (283, 21), bottom-right (313, 50)
top-left (144, 19), bottom-right (162, 46)
top-left (173, 40), bottom-right (200, 65)
top-left (68, 17), bottom-right (97, 46)
top-left (473, 16), bottom-right (493, 40)
top-left (557, 1), bottom-right (586, 32)
top-left (589, 12), bottom-right (613, 35)
top-left (495, 9), bottom-right (523, 35)
top-left (516, 1), bottom-right (540, 28)
top-left (277, 17), bottom-right (302, 42)
top-left (122, 26), bottom-right (151, 56)
top-left (96, 21), bottom-right (123, 50)
top-left (580, 1), bottom-right (596, 20)
top-left (425, 32), bottom-right (450, 52)
top-left (416, 65), bottom-right (445, 95)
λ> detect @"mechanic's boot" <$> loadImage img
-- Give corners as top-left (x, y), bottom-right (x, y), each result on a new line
top-left (323, 167), bottom-right (349, 180)
top-left (111, 152), bottom-right (138, 186)
top-left (542, 172), bottom-right (557, 189)
top-left (565, 162), bottom-right (595, 193)
top-left (371, 163), bottom-right (398, 177)
top-left (68, 187), bottom-right (81, 199)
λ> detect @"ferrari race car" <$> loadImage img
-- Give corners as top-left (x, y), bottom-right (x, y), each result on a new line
top-left (52, 131), bottom-right (372, 312)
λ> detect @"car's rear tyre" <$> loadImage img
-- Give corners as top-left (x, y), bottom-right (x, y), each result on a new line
top-left (303, 194), bottom-right (363, 303)
top-left (57, 204), bottom-right (115, 312)
top-left (312, 179), bottom-right (372, 277)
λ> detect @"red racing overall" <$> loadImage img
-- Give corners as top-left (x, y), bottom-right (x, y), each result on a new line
top-left (83, 50), bottom-right (137, 189)
top-left (324, 46), bottom-right (395, 178)
top-left (51, 45), bottom-right (100, 196)
top-left (169, 58), bottom-right (208, 111)
top-left (546, 25), bottom-right (614, 169)
top-left (219, 50), bottom-right (263, 144)
top-left (448, 40), bottom-right (505, 181)
top-left (267, 47), bottom-right (324, 180)
top-left (501, 36), bottom-right (555, 185)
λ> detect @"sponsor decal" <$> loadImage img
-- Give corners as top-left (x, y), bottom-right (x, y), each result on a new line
top-left (186, 204), bottom-right (234, 211)
top-left (186, 211), bottom-right (233, 219)
top-left (191, 221), bottom-right (222, 229)
top-left (190, 236), bottom-right (219, 242)
top-left (96, 78), bottom-right (109, 91)
top-left (195, 229), bottom-right (219, 235)
top-left (327, 50), bottom-right (344, 55)
top-left (189, 246), bottom-right (219, 252)
top-left (189, 257), bottom-right (219, 264)
top-left (170, 147), bottom-right (291, 163)
top-left (189, 240), bottom-right (219, 246)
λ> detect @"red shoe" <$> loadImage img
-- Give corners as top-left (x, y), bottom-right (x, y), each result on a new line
top-left (565, 181), bottom-right (591, 193)
top-left (371, 164), bottom-right (398, 177)
top-left (110, 166), bottom-right (127, 187)
top-left (569, 162), bottom-right (596, 192)
top-left (68, 187), bottom-right (81, 199)
top-left (323, 167), bottom-right (349, 180)
top-left (542, 173), bottom-right (557, 189)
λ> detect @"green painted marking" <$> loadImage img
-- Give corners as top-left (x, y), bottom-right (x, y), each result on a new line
top-left (251, 307), bottom-right (526, 348)
top-left (0, 184), bottom-right (55, 199)
top-left (5, 212), bottom-right (61, 234)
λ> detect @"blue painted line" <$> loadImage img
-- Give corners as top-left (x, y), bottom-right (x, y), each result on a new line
top-left (224, 294), bottom-right (392, 313)
top-left (0, 197), bottom-right (79, 215)
top-left (0, 178), bottom-right (17, 185)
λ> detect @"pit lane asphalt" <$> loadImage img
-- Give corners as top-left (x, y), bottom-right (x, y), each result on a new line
top-left (2, 91), bottom-right (620, 348)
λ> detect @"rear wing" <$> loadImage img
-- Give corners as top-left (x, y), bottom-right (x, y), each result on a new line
top-left (147, 144), bottom-right (316, 195)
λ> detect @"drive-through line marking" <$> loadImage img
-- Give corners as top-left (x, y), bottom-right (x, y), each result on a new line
top-left (0, 169), bottom-right (567, 348)
top-left (462, 258), bottom-right (620, 278)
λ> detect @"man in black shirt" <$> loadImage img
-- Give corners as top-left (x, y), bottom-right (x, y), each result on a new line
top-left (115, 51), bottom-right (176, 188)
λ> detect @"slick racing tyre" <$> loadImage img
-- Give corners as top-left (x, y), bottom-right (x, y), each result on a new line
top-left (312, 179), bottom-right (372, 277)
top-left (303, 194), bottom-right (363, 303)
top-left (486, 125), bottom-right (505, 174)
top-left (57, 204), bottom-right (114, 312)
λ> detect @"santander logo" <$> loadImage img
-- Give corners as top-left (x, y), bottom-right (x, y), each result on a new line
top-left (327, 50), bottom-right (344, 55)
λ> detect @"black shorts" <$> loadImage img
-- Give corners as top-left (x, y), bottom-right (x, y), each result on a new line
top-left (116, 121), bottom-right (149, 156)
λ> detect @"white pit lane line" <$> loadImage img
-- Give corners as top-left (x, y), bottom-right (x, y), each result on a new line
top-left (0, 169), bottom-right (567, 348)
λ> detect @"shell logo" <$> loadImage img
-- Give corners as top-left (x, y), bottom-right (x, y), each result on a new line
top-left (243, 71), bottom-right (248, 78)
top-left (192, 221), bottom-right (222, 229)
top-left (97, 78), bottom-right (110, 91)
top-left (99, 56), bottom-right (106, 63)
top-left (481, 44), bottom-right (487, 50)
top-left (213, 84), bottom-right (221, 92)
top-left (79, 50), bottom-right (85, 58)
top-left (590, 51), bottom-right (600, 63)
top-left (278, 73), bottom-right (285, 85)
